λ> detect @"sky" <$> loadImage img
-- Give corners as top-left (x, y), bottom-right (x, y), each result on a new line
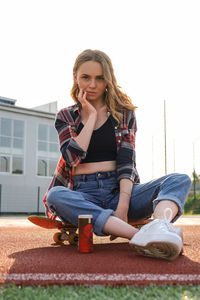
top-left (0, 0), bottom-right (200, 182)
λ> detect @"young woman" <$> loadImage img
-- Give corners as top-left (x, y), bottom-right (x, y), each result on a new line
top-left (44, 49), bottom-right (191, 260)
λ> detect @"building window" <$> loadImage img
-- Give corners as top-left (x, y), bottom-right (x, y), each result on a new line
top-left (0, 156), bottom-right (10, 172)
top-left (0, 118), bottom-right (24, 174)
top-left (12, 156), bottom-right (23, 174)
top-left (37, 124), bottom-right (59, 176)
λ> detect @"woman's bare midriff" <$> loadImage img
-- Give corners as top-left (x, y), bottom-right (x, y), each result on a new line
top-left (74, 160), bottom-right (116, 175)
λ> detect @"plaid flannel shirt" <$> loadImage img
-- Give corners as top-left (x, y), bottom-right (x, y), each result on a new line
top-left (43, 103), bottom-right (140, 218)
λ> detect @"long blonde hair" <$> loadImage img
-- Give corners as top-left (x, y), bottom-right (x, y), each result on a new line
top-left (70, 49), bottom-right (136, 123)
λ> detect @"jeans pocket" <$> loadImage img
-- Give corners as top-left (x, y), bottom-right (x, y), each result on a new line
top-left (73, 181), bottom-right (93, 192)
top-left (73, 182), bottom-right (81, 190)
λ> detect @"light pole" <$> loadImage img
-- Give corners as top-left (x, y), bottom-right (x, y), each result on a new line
top-left (193, 137), bottom-right (200, 171)
top-left (164, 100), bottom-right (167, 175)
top-left (152, 135), bottom-right (155, 179)
top-left (173, 139), bottom-right (176, 173)
top-left (192, 137), bottom-right (200, 201)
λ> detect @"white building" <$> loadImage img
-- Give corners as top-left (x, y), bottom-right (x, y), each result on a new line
top-left (0, 96), bottom-right (60, 213)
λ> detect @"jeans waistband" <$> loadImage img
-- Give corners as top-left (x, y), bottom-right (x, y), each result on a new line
top-left (73, 171), bottom-right (117, 182)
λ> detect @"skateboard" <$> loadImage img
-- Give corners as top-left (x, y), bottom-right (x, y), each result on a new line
top-left (28, 215), bottom-right (78, 245)
top-left (28, 215), bottom-right (152, 245)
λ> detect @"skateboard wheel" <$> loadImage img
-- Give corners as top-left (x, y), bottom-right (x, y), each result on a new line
top-left (53, 232), bottom-right (64, 244)
top-left (68, 233), bottom-right (78, 245)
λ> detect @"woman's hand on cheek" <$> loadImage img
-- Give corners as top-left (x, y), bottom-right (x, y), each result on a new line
top-left (78, 89), bottom-right (97, 117)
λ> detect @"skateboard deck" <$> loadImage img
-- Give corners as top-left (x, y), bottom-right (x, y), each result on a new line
top-left (28, 215), bottom-right (78, 244)
top-left (28, 215), bottom-right (152, 245)
top-left (28, 215), bottom-right (76, 230)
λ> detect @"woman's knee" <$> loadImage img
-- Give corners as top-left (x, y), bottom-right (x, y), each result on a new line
top-left (46, 186), bottom-right (67, 206)
top-left (181, 174), bottom-right (192, 188)
top-left (169, 173), bottom-right (191, 190)
top-left (177, 173), bottom-right (192, 195)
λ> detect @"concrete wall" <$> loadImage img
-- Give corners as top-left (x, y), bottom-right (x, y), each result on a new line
top-left (0, 103), bottom-right (59, 213)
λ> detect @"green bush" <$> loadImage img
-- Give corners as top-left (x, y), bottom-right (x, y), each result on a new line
top-left (184, 193), bottom-right (200, 214)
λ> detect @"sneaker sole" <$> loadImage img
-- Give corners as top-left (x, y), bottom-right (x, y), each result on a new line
top-left (130, 241), bottom-right (181, 261)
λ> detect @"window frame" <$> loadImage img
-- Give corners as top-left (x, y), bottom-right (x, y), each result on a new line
top-left (36, 123), bottom-right (60, 177)
top-left (0, 117), bottom-right (25, 175)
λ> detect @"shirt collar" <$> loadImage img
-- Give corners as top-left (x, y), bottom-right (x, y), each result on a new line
top-left (71, 102), bottom-right (118, 126)
top-left (72, 102), bottom-right (80, 113)
top-left (72, 102), bottom-right (112, 114)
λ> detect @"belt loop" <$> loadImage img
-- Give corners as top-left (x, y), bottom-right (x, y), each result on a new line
top-left (82, 174), bottom-right (86, 182)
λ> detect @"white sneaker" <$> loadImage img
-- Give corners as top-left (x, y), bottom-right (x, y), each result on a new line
top-left (175, 227), bottom-right (183, 241)
top-left (130, 208), bottom-right (183, 260)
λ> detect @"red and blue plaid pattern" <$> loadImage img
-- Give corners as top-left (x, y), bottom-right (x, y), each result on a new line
top-left (43, 103), bottom-right (140, 219)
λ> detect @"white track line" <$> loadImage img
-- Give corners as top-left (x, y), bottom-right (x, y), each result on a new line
top-left (1, 273), bottom-right (200, 282)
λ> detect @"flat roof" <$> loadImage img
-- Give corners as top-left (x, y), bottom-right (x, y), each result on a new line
top-left (0, 96), bottom-right (17, 106)
top-left (0, 102), bottom-right (56, 119)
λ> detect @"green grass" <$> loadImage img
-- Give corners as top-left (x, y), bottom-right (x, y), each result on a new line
top-left (1, 285), bottom-right (200, 300)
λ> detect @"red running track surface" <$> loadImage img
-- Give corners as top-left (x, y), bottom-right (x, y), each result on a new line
top-left (0, 225), bottom-right (200, 286)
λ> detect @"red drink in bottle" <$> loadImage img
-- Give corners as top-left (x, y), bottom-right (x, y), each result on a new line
top-left (78, 215), bottom-right (93, 253)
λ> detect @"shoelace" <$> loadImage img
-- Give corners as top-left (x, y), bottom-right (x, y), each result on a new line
top-left (140, 208), bottom-right (176, 233)
top-left (141, 208), bottom-right (176, 233)
top-left (163, 208), bottom-right (176, 233)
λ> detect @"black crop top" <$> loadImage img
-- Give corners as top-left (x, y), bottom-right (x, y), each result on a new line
top-left (77, 116), bottom-right (117, 163)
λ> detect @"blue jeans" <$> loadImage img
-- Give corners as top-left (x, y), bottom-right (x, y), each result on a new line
top-left (46, 172), bottom-right (191, 236)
